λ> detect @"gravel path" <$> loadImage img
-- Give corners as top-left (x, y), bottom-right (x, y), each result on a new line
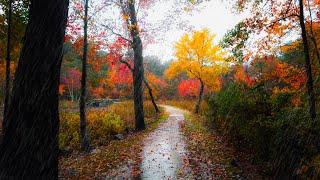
top-left (140, 105), bottom-right (191, 179)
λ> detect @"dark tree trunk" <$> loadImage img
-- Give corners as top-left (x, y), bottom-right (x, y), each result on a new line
top-left (299, 0), bottom-right (317, 122)
top-left (3, 0), bottom-right (13, 133)
top-left (307, 0), bottom-right (320, 65)
top-left (143, 79), bottom-right (160, 113)
top-left (310, 36), bottom-right (320, 65)
top-left (128, 1), bottom-right (145, 130)
top-left (80, 0), bottom-right (90, 152)
top-left (195, 80), bottom-right (204, 114)
top-left (0, 0), bottom-right (69, 178)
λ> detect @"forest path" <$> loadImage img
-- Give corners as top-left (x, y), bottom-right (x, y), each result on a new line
top-left (140, 105), bottom-right (191, 179)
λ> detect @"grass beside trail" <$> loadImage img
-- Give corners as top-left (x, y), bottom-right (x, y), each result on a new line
top-left (59, 101), bottom-right (161, 151)
top-left (59, 112), bottom-right (168, 179)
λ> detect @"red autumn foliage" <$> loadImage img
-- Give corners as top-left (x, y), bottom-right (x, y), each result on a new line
top-left (107, 37), bottom-right (133, 87)
top-left (106, 38), bottom-right (134, 98)
top-left (107, 37), bottom-right (129, 65)
top-left (109, 64), bottom-right (133, 86)
top-left (178, 79), bottom-right (201, 98)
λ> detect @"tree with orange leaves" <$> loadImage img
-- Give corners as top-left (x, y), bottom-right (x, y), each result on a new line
top-left (231, 0), bottom-right (318, 121)
top-left (165, 29), bottom-right (228, 113)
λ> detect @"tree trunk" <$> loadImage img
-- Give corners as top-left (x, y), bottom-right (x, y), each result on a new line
top-left (307, 0), bottom-right (320, 65)
top-left (3, 0), bottom-right (13, 133)
top-left (195, 80), bottom-right (204, 114)
top-left (144, 79), bottom-right (160, 113)
top-left (128, 1), bottom-right (145, 130)
top-left (299, 0), bottom-right (317, 122)
top-left (310, 35), bottom-right (320, 65)
top-left (80, 0), bottom-right (90, 152)
top-left (0, 0), bottom-right (69, 178)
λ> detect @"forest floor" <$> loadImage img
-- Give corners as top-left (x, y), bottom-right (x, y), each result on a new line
top-left (59, 110), bottom-right (169, 179)
top-left (59, 105), bottom-right (262, 179)
top-left (139, 105), bottom-right (262, 179)
top-left (181, 111), bottom-right (263, 179)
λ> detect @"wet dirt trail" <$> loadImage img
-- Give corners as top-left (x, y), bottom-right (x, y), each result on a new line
top-left (140, 105), bottom-right (191, 179)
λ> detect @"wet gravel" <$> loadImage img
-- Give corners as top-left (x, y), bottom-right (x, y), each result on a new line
top-left (140, 105), bottom-right (191, 180)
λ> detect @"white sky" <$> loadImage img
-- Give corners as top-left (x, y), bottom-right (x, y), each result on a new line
top-left (141, 0), bottom-right (247, 61)
top-left (69, 0), bottom-right (248, 62)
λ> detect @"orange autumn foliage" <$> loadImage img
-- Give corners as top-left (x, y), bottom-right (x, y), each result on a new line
top-left (144, 73), bottom-right (168, 99)
top-left (246, 56), bottom-right (306, 107)
top-left (91, 87), bottom-right (105, 98)
top-left (234, 65), bottom-right (255, 87)
top-left (259, 56), bottom-right (306, 92)
top-left (59, 84), bottom-right (66, 95)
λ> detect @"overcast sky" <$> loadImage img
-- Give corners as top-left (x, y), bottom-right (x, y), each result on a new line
top-left (1, 0), bottom-right (246, 62)
top-left (140, 0), bottom-right (246, 61)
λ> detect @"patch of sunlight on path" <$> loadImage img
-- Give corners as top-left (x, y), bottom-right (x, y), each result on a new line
top-left (140, 105), bottom-right (192, 179)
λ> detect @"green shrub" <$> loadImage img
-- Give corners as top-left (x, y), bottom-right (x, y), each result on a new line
top-left (207, 82), bottom-right (320, 178)
top-left (271, 108), bottom-right (320, 178)
top-left (208, 83), bottom-right (273, 153)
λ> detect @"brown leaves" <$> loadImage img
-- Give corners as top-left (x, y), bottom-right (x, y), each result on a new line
top-left (59, 111), bottom-right (168, 179)
top-left (181, 114), bottom-right (262, 179)
top-left (59, 130), bottom-right (143, 178)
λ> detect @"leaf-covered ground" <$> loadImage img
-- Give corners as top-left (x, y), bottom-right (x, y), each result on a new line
top-left (59, 113), bottom-right (168, 179)
top-left (59, 105), bottom-right (263, 179)
top-left (181, 113), bottom-right (263, 179)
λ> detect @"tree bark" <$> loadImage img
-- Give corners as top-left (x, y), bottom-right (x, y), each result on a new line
top-left (0, 0), bottom-right (69, 178)
top-left (195, 79), bottom-right (204, 114)
top-left (299, 0), bottom-right (317, 122)
top-left (144, 78), bottom-right (160, 113)
top-left (128, 0), bottom-right (145, 130)
top-left (80, 0), bottom-right (90, 152)
top-left (3, 0), bottom-right (13, 133)
top-left (306, 0), bottom-right (320, 65)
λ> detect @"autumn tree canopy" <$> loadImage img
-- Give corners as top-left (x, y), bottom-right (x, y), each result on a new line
top-left (165, 29), bottom-right (228, 113)
top-left (165, 29), bottom-right (227, 91)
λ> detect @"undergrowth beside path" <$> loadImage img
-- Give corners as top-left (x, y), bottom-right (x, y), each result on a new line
top-left (59, 112), bottom-right (168, 179)
top-left (181, 113), bottom-right (263, 179)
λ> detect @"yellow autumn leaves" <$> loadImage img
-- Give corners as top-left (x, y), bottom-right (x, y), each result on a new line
top-left (165, 29), bottom-right (228, 91)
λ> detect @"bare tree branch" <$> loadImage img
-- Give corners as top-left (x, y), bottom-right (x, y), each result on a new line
top-left (101, 24), bottom-right (132, 42)
top-left (119, 58), bottom-right (134, 71)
